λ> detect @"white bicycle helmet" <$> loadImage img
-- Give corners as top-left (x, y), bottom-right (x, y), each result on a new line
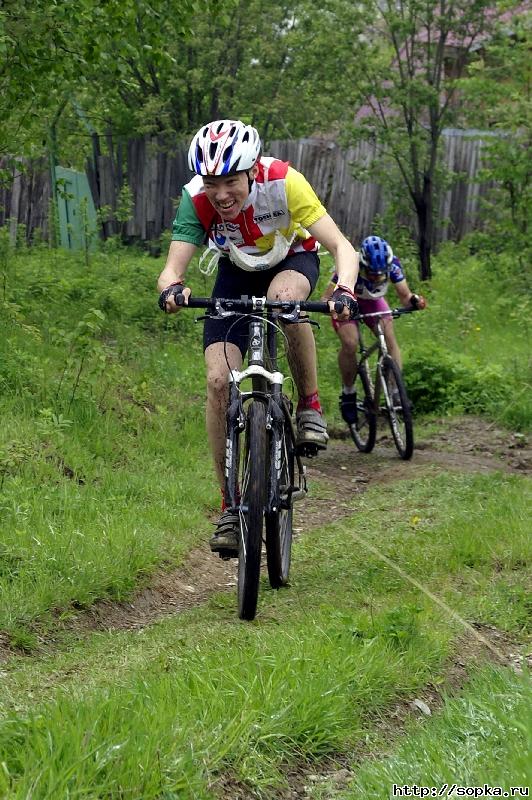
top-left (188, 119), bottom-right (261, 176)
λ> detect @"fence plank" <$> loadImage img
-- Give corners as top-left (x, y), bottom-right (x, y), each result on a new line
top-left (0, 131), bottom-right (503, 248)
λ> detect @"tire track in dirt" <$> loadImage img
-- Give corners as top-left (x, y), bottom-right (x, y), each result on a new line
top-left (213, 625), bottom-right (530, 800)
top-left (1, 419), bottom-right (529, 800)
top-left (0, 418), bottom-right (529, 661)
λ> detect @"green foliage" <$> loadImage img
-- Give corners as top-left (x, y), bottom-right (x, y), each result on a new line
top-left (377, 604), bottom-right (423, 650)
top-left (460, 6), bottom-right (531, 256)
top-left (2, 0), bottom-right (369, 162)
top-left (403, 343), bottom-right (504, 414)
top-left (0, 245), bottom-right (215, 641)
top-left (347, 0), bottom-right (503, 278)
top-left (0, 226), bottom-right (11, 300)
top-left (398, 241), bottom-right (531, 430)
top-left (0, 469), bottom-right (529, 796)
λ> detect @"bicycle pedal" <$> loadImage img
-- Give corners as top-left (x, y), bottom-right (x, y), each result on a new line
top-left (296, 442), bottom-right (321, 458)
top-left (218, 548), bottom-right (238, 561)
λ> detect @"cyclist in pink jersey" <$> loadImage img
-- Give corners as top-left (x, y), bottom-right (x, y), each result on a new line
top-left (157, 119), bottom-right (359, 553)
top-left (322, 235), bottom-right (426, 425)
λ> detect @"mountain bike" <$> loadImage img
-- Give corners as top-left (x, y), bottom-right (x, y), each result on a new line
top-left (181, 295), bottom-right (335, 621)
top-left (347, 307), bottom-right (417, 460)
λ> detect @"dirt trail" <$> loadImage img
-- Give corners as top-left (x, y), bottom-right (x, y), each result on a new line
top-left (0, 417), bottom-right (529, 659)
top-left (51, 416), bottom-right (532, 637)
top-left (1, 417), bottom-right (529, 799)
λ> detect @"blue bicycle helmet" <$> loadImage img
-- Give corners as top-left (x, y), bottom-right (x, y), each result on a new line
top-left (360, 236), bottom-right (394, 275)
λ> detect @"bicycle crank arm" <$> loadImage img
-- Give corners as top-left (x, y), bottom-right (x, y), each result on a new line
top-left (289, 464), bottom-right (308, 504)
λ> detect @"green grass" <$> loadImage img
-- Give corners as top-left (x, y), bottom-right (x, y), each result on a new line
top-left (0, 241), bottom-right (529, 798)
top-left (0, 621), bottom-right (443, 798)
top-left (0, 248), bottom-right (220, 643)
top-left (0, 470), bottom-right (529, 798)
top-left (309, 666), bottom-right (532, 799)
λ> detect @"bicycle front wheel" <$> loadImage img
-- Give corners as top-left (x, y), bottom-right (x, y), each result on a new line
top-left (350, 361), bottom-right (377, 453)
top-left (380, 355), bottom-right (414, 460)
top-left (265, 410), bottom-right (295, 588)
top-left (238, 401), bottom-right (267, 620)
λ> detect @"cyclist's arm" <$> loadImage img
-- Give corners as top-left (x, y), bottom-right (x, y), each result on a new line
top-left (157, 187), bottom-right (206, 309)
top-left (308, 214), bottom-right (359, 293)
top-left (157, 240), bottom-right (197, 312)
top-left (394, 279), bottom-right (426, 309)
top-left (157, 240), bottom-right (197, 292)
top-left (284, 168), bottom-right (359, 293)
top-left (394, 279), bottom-right (412, 306)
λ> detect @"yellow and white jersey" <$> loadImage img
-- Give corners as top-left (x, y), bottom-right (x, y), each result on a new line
top-left (172, 157), bottom-right (327, 259)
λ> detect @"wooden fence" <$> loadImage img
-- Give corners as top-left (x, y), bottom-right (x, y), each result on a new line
top-left (1, 130), bottom-right (495, 248)
top-left (0, 157), bottom-right (52, 243)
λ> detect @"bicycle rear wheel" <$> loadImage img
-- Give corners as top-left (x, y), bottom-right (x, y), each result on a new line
top-left (350, 361), bottom-right (377, 453)
top-left (380, 355), bottom-right (414, 460)
top-left (265, 408), bottom-right (295, 588)
top-left (238, 401), bottom-right (267, 620)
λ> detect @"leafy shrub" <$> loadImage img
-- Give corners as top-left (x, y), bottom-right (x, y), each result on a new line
top-left (403, 343), bottom-right (516, 420)
top-left (0, 344), bottom-right (44, 397)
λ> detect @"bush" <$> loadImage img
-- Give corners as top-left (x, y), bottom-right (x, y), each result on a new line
top-left (403, 343), bottom-right (516, 421)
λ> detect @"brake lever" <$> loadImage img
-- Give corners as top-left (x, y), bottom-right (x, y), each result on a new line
top-left (274, 311), bottom-right (321, 329)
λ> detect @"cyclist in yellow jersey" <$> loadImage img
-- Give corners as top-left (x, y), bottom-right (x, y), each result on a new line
top-left (157, 120), bottom-right (359, 553)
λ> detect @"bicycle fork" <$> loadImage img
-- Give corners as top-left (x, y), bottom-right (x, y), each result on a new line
top-left (223, 382), bottom-right (307, 517)
top-left (267, 395), bottom-right (307, 515)
top-left (224, 384), bottom-right (245, 512)
top-left (365, 322), bottom-right (389, 412)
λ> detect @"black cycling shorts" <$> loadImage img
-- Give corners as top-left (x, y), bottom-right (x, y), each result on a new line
top-left (203, 251), bottom-right (320, 357)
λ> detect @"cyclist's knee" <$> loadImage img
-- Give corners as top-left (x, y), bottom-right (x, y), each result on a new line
top-left (340, 341), bottom-right (357, 358)
top-left (338, 326), bottom-right (359, 351)
top-left (267, 271), bottom-right (310, 301)
top-left (206, 367), bottom-right (230, 399)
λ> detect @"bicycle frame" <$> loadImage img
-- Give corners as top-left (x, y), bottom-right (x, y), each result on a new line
top-left (355, 308), bottom-right (411, 410)
top-left (223, 299), bottom-right (307, 517)
top-left (356, 316), bottom-right (388, 410)
top-left (185, 295), bottom-right (331, 519)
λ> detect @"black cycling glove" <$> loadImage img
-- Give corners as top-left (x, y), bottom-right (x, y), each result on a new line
top-left (158, 282), bottom-right (184, 311)
top-left (331, 285), bottom-right (359, 318)
top-left (409, 293), bottom-right (427, 310)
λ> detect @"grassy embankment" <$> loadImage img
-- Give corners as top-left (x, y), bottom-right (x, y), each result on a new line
top-left (0, 241), bottom-right (529, 797)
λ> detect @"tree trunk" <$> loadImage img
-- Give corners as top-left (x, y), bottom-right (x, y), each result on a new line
top-left (414, 176), bottom-right (433, 281)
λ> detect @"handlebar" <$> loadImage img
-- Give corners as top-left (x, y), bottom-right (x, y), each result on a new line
top-left (177, 294), bottom-right (342, 316)
top-left (351, 306), bottom-right (419, 322)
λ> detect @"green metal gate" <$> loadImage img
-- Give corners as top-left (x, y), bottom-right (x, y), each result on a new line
top-left (54, 167), bottom-right (97, 251)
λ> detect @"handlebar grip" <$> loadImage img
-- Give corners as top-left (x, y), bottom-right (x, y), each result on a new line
top-left (183, 296), bottom-right (214, 309)
top-left (334, 300), bottom-right (344, 315)
top-left (298, 300), bottom-right (332, 314)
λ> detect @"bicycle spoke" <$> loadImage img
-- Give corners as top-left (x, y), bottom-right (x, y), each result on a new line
top-left (349, 362), bottom-right (377, 453)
